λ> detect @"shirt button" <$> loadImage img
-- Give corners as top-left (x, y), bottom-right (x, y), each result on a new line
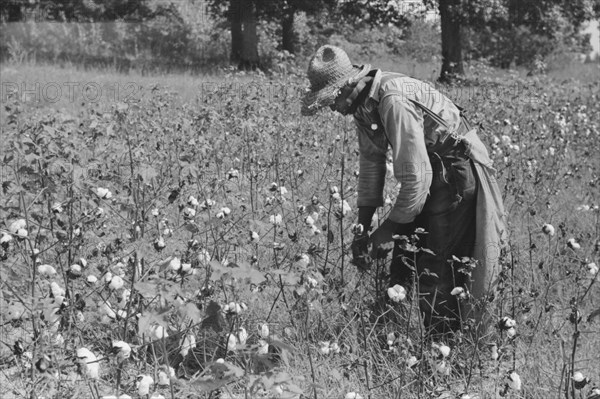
top-left (371, 123), bottom-right (378, 130)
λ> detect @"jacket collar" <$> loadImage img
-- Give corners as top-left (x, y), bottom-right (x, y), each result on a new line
top-left (366, 69), bottom-right (383, 103)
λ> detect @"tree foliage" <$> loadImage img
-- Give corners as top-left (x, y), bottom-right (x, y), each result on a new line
top-left (0, 0), bottom-right (180, 23)
top-left (1, 0), bottom-right (598, 72)
top-left (460, 0), bottom-right (599, 67)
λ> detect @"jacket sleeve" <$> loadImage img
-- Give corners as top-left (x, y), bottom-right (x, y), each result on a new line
top-left (378, 95), bottom-right (432, 224)
top-left (356, 121), bottom-right (387, 208)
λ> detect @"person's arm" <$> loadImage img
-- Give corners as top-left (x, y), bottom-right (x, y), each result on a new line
top-left (352, 118), bottom-right (387, 268)
top-left (379, 95), bottom-right (432, 224)
top-left (355, 120), bottom-right (387, 227)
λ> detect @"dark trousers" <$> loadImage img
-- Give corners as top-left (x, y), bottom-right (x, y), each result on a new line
top-left (390, 152), bottom-right (478, 336)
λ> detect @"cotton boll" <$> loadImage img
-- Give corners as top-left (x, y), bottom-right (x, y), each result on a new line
top-left (187, 195), bottom-right (199, 207)
top-left (150, 325), bottom-right (168, 340)
top-left (542, 223), bottom-right (555, 236)
top-left (491, 343), bottom-right (499, 361)
top-left (586, 262), bottom-right (598, 276)
top-left (269, 214), bottom-right (282, 225)
top-left (136, 375), bottom-right (154, 396)
top-left (257, 339), bottom-right (269, 355)
top-left (112, 341), bottom-right (131, 362)
top-left (237, 327), bottom-right (248, 346)
top-left (180, 263), bottom-right (193, 274)
top-left (330, 342), bottom-right (340, 354)
top-left (387, 285), bottom-right (406, 302)
top-left (157, 365), bottom-right (175, 387)
top-left (507, 371), bottom-right (522, 390)
top-left (180, 334), bottom-right (196, 357)
top-left (94, 187), bottom-right (112, 199)
top-left (224, 302), bottom-right (243, 315)
top-left (117, 289), bottom-right (131, 309)
top-left (183, 207), bottom-right (196, 219)
top-left (506, 327), bottom-right (517, 338)
top-left (76, 347), bottom-right (99, 379)
top-left (227, 168), bottom-right (239, 179)
top-left (37, 264), bottom-right (57, 277)
top-left (157, 370), bottom-right (170, 386)
top-left (438, 344), bottom-right (451, 358)
top-left (15, 228), bottom-right (28, 238)
top-left (351, 223), bottom-right (364, 235)
top-left (435, 360), bottom-right (451, 375)
top-left (0, 232), bottom-right (13, 245)
top-left (567, 238), bottom-right (581, 250)
top-left (386, 332), bottom-right (396, 347)
top-left (9, 219), bottom-right (27, 234)
top-left (154, 237), bottom-right (166, 250)
top-left (86, 275), bottom-right (98, 285)
top-left (499, 316), bottom-right (516, 330)
top-left (318, 341), bottom-right (330, 355)
top-left (108, 275), bottom-right (124, 290)
top-left (259, 323), bottom-right (269, 339)
top-left (169, 257), bottom-right (181, 271)
top-left (103, 272), bottom-right (113, 283)
top-left (227, 334), bottom-right (238, 351)
top-left (295, 253), bottom-right (310, 268)
top-left (50, 281), bottom-right (66, 298)
top-left (197, 249), bottom-right (211, 265)
top-left (69, 264), bottom-right (82, 277)
top-left (406, 355), bottom-right (418, 368)
top-left (306, 276), bottom-right (318, 289)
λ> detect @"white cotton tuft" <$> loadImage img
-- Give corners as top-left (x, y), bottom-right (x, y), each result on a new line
top-left (76, 347), bottom-right (99, 379)
top-left (137, 375), bottom-right (154, 396)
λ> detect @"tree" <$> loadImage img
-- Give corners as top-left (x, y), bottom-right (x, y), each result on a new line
top-left (211, 0), bottom-right (260, 69)
top-left (0, 0), bottom-right (167, 23)
top-left (228, 0), bottom-right (259, 69)
top-left (438, 0), bottom-right (464, 82)
top-left (267, 0), bottom-right (337, 54)
top-left (461, 0), bottom-right (600, 69)
top-left (0, 0), bottom-right (25, 22)
top-left (280, 2), bottom-right (296, 53)
top-left (239, 0), bottom-right (260, 69)
top-left (210, 0), bottom-right (336, 70)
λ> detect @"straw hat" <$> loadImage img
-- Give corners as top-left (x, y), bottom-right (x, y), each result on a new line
top-left (301, 45), bottom-right (370, 116)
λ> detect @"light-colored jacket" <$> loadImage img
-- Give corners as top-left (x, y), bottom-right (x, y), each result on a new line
top-left (354, 70), bottom-right (507, 298)
top-left (354, 70), bottom-right (462, 223)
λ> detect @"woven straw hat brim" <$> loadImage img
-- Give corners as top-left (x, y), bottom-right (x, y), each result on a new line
top-left (301, 64), bottom-right (370, 116)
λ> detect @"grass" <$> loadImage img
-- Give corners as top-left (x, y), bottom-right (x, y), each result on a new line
top-left (0, 58), bottom-right (599, 399)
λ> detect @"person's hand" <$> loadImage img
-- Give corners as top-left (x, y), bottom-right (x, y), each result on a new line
top-left (351, 232), bottom-right (371, 271)
top-left (370, 219), bottom-right (399, 259)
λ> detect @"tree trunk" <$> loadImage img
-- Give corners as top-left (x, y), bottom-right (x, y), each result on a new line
top-left (1, 3), bottom-right (24, 22)
top-left (438, 0), bottom-right (464, 83)
top-left (239, 0), bottom-right (260, 70)
top-left (281, 7), bottom-right (296, 54)
top-left (229, 0), bottom-right (243, 64)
